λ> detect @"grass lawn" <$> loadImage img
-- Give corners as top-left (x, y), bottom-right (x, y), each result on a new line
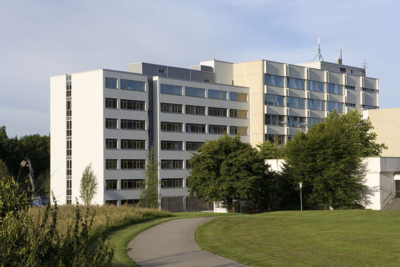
top-left (109, 212), bottom-right (243, 267)
top-left (196, 210), bottom-right (400, 267)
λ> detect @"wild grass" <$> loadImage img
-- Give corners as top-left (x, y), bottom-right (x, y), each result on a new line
top-left (196, 210), bottom-right (400, 267)
top-left (28, 204), bottom-right (171, 236)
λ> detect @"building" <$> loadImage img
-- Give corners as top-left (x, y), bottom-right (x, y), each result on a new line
top-left (267, 158), bottom-right (400, 210)
top-left (50, 57), bottom-right (379, 211)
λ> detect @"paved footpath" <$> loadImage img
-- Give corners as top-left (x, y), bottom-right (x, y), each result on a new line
top-left (128, 217), bottom-right (247, 267)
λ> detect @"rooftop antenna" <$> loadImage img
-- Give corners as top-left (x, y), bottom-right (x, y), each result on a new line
top-left (336, 41), bottom-right (343, 64)
top-left (313, 28), bottom-right (324, 61)
top-left (363, 59), bottom-right (369, 70)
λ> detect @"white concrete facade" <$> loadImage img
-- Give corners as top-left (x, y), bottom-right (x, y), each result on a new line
top-left (51, 57), bottom-right (379, 211)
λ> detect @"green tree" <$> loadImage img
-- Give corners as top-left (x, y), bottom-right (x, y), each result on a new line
top-left (283, 110), bottom-right (387, 209)
top-left (257, 139), bottom-right (285, 160)
top-left (187, 134), bottom-right (272, 212)
top-left (80, 163), bottom-right (98, 205)
top-left (139, 146), bottom-right (160, 209)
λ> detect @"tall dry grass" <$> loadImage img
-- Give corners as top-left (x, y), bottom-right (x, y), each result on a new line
top-left (28, 204), bottom-right (171, 236)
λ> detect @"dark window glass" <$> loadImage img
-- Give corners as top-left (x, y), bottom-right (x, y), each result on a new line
top-left (229, 92), bottom-right (247, 102)
top-left (121, 99), bottom-right (145, 110)
top-left (106, 98), bottom-right (117, 109)
top-left (161, 141), bottom-right (183, 150)
top-left (265, 74), bottom-right (283, 87)
top-left (121, 79), bottom-right (145, 91)
top-left (121, 120), bottom-right (145, 130)
top-left (106, 139), bottom-right (117, 149)
top-left (121, 140), bottom-right (145, 149)
top-left (106, 119), bottom-right (118, 129)
top-left (209, 125), bottom-right (227, 134)
top-left (161, 103), bottom-right (182, 113)
top-left (287, 97), bottom-right (305, 109)
top-left (161, 84), bottom-right (182, 95)
top-left (121, 160), bottom-right (146, 169)
top-left (105, 78), bottom-right (117, 89)
top-left (308, 80), bottom-right (324, 92)
top-left (121, 179), bottom-right (144, 189)
top-left (161, 122), bottom-right (183, 132)
top-left (106, 159), bottom-right (118, 169)
top-left (208, 107), bottom-right (227, 117)
top-left (265, 94), bottom-right (284, 106)
top-left (106, 180), bottom-right (118, 190)
top-left (186, 142), bottom-right (204, 151)
top-left (161, 160), bottom-right (183, 169)
top-left (186, 124), bottom-right (206, 133)
top-left (287, 78), bottom-right (305, 90)
top-left (185, 87), bottom-right (205, 98)
top-left (161, 179), bottom-right (183, 188)
top-left (186, 105), bottom-right (205, 115)
top-left (208, 89), bottom-right (227, 100)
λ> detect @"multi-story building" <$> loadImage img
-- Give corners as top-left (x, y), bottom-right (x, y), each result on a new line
top-left (50, 57), bottom-right (379, 211)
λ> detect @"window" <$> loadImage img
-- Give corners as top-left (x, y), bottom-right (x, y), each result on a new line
top-left (161, 179), bottom-right (183, 188)
top-left (121, 120), bottom-right (145, 130)
top-left (121, 140), bottom-right (145, 149)
top-left (161, 122), bottom-right (183, 132)
top-left (186, 124), bottom-right (206, 133)
top-left (161, 84), bottom-right (182, 95)
top-left (157, 69), bottom-right (166, 74)
top-left (208, 107), bottom-right (227, 117)
top-left (346, 103), bottom-right (356, 107)
top-left (161, 141), bottom-right (183, 150)
top-left (186, 160), bottom-right (192, 169)
top-left (308, 81), bottom-right (324, 92)
top-left (308, 118), bottom-right (324, 128)
top-left (185, 87), bottom-right (205, 98)
top-left (106, 200), bottom-right (118, 205)
top-left (287, 78), bottom-right (305, 90)
top-left (362, 88), bottom-right (375, 93)
top-left (340, 68), bottom-right (346, 73)
top-left (287, 97), bottom-right (305, 109)
top-left (345, 85), bottom-right (355, 90)
top-left (121, 199), bottom-right (140, 206)
top-left (106, 180), bottom-right (118, 190)
top-left (287, 116), bottom-right (306, 128)
top-left (209, 125), bottom-right (227, 134)
top-left (121, 79), bottom-right (145, 91)
top-left (230, 126), bottom-right (248, 135)
top-left (186, 105), bottom-right (205, 115)
top-left (106, 159), bottom-right (118, 170)
top-left (230, 109), bottom-right (247, 119)
top-left (121, 160), bottom-right (146, 169)
top-left (121, 179), bottom-right (144, 189)
top-left (106, 119), bottom-right (117, 129)
top-left (265, 74), bottom-right (284, 87)
top-left (208, 89), bottom-right (227, 100)
top-left (265, 134), bottom-right (285, 144)
top-left (106, 98), bottom-right (117, 109)
top-left (328, 84), bottom-right (343, 95)
top-left (328, 101), bottom-right (343, 113)
top-left (161, 160), bottom-right (183, 169)
top-left (265, 94), bottom-right (284, 106)
top-left (106, 139), bottom-right (117, 149)
top-left (186, 142), bottom-right (204, 151)
top-left (105, 78), bottom-right (117, 89)
top-left (204, 79), bottom-right (210, 83)
top-left (308, 99), bottom-right (325, 111)
top-left (121, 99), bottom-right (145, 111)
top-left (229, 92), bottom-right (248, 102)
top-left (265, 114), bottom-right (286, 126)
top-left (161, 103), bottom-right (182, 113)
top-left (363, 105), bottom-right (377, 109)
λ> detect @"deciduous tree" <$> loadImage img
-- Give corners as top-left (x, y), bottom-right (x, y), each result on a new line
top-left (80, 163), bottom-right (98, 205)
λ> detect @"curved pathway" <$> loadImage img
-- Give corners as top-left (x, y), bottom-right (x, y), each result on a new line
top-left (128, 217), bottom-right (246, 267)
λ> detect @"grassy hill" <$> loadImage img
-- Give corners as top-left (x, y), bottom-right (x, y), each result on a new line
top-left (196, 210), bottom-right (400, 267)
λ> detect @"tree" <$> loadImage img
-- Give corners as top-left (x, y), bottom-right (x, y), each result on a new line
top-left (257, 139), bottom-right (285, 160)
top-left (187, 134), bottom-right (272, 212)
top-left (283, 110), bottom-right (387, 209)
top-left (139, 146), bottom-right (160, 209)
top-left (80, 163), bottom-right (98, 205)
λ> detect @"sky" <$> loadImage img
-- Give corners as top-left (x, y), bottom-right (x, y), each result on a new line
top-left (0, 0), bottom-right (399, 137)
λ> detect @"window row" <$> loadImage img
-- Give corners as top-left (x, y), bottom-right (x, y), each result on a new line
top-left (105, 77), bottom-right (145, 91)
top-left (106, 98), bottom-right (145, 111)
top-left (265, 115), bottom-right (323, 128)
top-left (106, 139), bottom-right (145, 149)
top-left (265, 94), bottom-right (343, 112)
top-left (161, 103), bottom-right (248, 118)
top-left (161, 122), bottom-right (248, 135)
top-left (108, 178), bottom-right (187, 189)
top-left (160, 84), bottom-right (248, 102)
top-left (106, 119), bottom-right (145, 130)
top-left (265, 74), bottom-right (351, 95)
top-left (106, 159), bottom-right (145, 170)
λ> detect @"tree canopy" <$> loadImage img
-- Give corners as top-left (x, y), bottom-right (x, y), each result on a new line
top-left (139, 146), bottom-right (160, 209)
top-left (283, 110), bottom-right (387, 209)
top-left (0, 126), bottom-right (50, 196)
top-left (187, 134), bottom-right (273, 211)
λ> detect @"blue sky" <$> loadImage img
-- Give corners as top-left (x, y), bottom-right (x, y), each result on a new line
top-left (1, 0), bottom-right (398, 137)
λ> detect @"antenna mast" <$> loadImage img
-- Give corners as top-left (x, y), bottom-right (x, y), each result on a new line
top-left (313, 28), bottom-right (324, 61)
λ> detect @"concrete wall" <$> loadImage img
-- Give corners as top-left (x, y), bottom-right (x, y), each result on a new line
top-left (364, 108), bottom-right (400, 157)
top-left (234, 60), bottom-right (264, 146)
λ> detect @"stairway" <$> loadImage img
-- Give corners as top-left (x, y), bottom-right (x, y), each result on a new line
top-left (384, 199), bottom-right (400, 210)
